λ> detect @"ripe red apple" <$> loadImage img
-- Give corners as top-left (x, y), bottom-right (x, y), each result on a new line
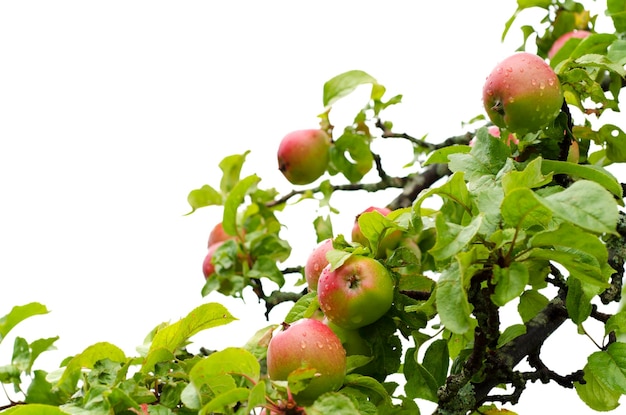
top-left (266, 318), bottom-right (346, 404)
top-left (548, 30), bottom-right (591, 59)
top-left (351, 206), bottom-right (402, 257)
top-left (207, 222), bottom-right (239, 248)
top-left (202, 241), bottom-right (225, 279)
top-left (487, 125), bottom-right (519, 146)
top-left (317, 255), bottom-right (395, 330)
top-left (304, 238), bottom-right (334, 291)
top-left (482, 52), bottom-right (563, 135)
top-left (277, 129), bottom-right (331, 185)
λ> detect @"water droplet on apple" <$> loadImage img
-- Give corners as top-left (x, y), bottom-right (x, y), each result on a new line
top-left (300, 341), bottom-right (306, 349)
top-left (317, 341), bottom-right (324, 349)
top-left (531, 79), bottom-right (537, 86)
top-left (497, 67), bottom-right (503, 74)
top-left (351, 315), bottom-right (363, 324)
top-left (506, 66), bottom-right (513, 73)
top-left (548, 78), bottom-right (555, 86)
top-left (539, 82), bottom-right (546, 90)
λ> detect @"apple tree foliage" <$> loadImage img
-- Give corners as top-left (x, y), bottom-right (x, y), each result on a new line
top-left (2, 1), bottom-right (626, 414)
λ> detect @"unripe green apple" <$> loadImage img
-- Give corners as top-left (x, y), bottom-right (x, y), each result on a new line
top-left (277, 129), bottom-right (331, 185)
top-left (548, 30), bottom-right (591, 59)
top-left (483, 52), bottom-right (563, 135)
top-left (266, 318), bottom-right (346, 404)
top-left (351, 206), bottom-right (402, 257)
top-left (304, 238), bottom-right (334, 291)
top-left (317, 255), bottom-right (395, 330)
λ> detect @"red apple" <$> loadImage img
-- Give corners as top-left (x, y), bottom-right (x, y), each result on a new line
top-left (351, 206), bottom-right (402, 257)
top-left (487, 125), bottom-right (519, 146)
top-left (202, 241), bottom-right (225, 279)
top-left (482, 52), bottom-right (563, 135)
top-left (317, 255), bottom-right (395, 330)
top-left (277, 129), bottom-right (331, 185)
top-left (266, 318), bottom-right (346, 404)
top-left (304, 238), bottom-right (334, 291)
top-left (548, 30), bottom-right (591, 59)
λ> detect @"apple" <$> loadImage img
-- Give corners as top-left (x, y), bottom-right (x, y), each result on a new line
top-left (202, 241), bottom-right (225, 279)
top-left (304, 238), bottom-right (334, 291)
top-left (482, 52), bottom-right (563, 135)
top-left (351, 206), bottom-right (402, 257)
top-left (548, 30), bottom-right (591, 59)
top-left (266, 318), bottom-right (346, 404)
top-left (207, 222), bottom-right (241, 248)
top-left (317, 255), bottom-right (395, 330)
top-left (277, 129), bottom-right (331, 185)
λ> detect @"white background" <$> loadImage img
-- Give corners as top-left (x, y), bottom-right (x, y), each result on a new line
top-left (0, 1), bottom-right (623, 413)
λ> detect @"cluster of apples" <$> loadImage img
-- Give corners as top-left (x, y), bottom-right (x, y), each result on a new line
top-left (265, 206), bottom-right (400, 404)
top-left (202, 222), bottom-right (246, 280)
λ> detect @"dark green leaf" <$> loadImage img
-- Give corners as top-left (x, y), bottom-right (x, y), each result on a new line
top-left (491, 262), bottom-right (529, 307)
top-left (541, 159), bottom-right (622, 198)
top-left (422, 340), bottom-right (449, 387)
top-left (306, 392), bottom-right (360, 415)
top-left (497, 324), bottom-right (527, 348)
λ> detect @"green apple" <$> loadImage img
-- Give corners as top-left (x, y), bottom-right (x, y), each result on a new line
top-left (266, 318), bottom-right (346, 404)
top-left (482, 52), bottom-right (563, 135)
top-left (277, 129), bottom-right (331, 185)
top-left (317, 255), bottom-right (395, 330)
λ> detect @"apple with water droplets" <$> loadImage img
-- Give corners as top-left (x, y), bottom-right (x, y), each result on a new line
top-left (266, 318), bottom-right (346, 404)
top-left (483, 52), bottom-right (563, 135)
top-left (317, 255), bottom-right (395, 330)
top-left (277, 129), bottom-right (331, 185)
top-left (304, 238), bottom-right (334, 291)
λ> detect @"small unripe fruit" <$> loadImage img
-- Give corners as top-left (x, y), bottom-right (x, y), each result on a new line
top-left (487, 125), bottom-right (518, 146)
top-left (351, 206), bottom-right (402, 257)
top-left (483, 52), bottom-right (563, 135)
top-left (266, 318), bottom-right (346, 404)
top-left (207, 222), bottom-right (237, 248)
top-left (277, 129), bottom-right (331, 185)
top-left (304, 238), bottom-right (334, 291)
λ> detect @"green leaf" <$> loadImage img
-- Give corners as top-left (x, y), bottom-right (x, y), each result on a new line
top-left (306, 392), bottom-right (361, 415)
top-left (529, 222), bottom-right (609, 267)
top-left (502, 157), bottom-right (552, 195)
top-left (314, 215), bottom-right (333, 242)
top-left (608, 0), bottom-right (626, 32)
top-left (517, 290), bottom-right (550, 323)
top-left (566, 277), bottom-right (594, 324)
top-left (284, 292), bottom-right (320, 323)
top-left (606, 309), bottom-right (626, 337)
top-left (500, 187), bottom-right (552, 230)
top-left (422, 339), bottom-right (449, 387)
top-left (28, 337), bottom-right (59, 373)
top-left (403, 348), bottom-right (438, 402)
top-left (0, 303), bottom-right (49, 344)
top-left (588, 342), bottom-right (626, 394)
top-left (343, 374), bottom-right (392, 405)
top-left (0, 404), bottom-right (70, 415)
top-left (323, 70), bottom-right (378, 108)
top-left (223, 174), bottom-right (261, 235)
top-left (543, 180), bottom-right (618, 235)
top-left (436, 262), bottom-right (472, 334)
top-left (602, 124), bottom-right (626, 163)
top-left (54, 342), bottom-right (126, 399)
top-left (491, 262), bottom-right (529, 307)
top-left (429, 213), bottom-right (483, 261)
top-left (24, 370), bottom-right (64, 405)
top-left (541, 159), bottom-right (622, 198)
top-left (147, 303), bottom-right (236, 359)
top-left (422, 145), bottom-right (470, 166)
top-left (517, 0), bottom-right (551, 9)
top-left (328, 131), bottom-right (374, 183)
top-left (576, 370), bottom-right (621, 412)
top-left (447, 128), bottom-right (509, 183)
top-left (219, 151), bottom-right (250, 194)
top-left (527, 248), bottom-right (609, 288)
top-left (186, 185), bottom-right (223, 215)
top-left (200, 387), bottom-right (250, 415)
top-left (497, 324), bottom-right (527, 348)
